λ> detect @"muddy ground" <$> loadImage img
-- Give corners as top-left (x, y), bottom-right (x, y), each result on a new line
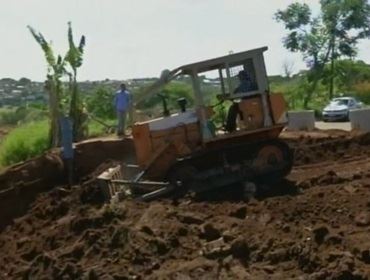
top-left (0, 130), bottom-right (370, 279)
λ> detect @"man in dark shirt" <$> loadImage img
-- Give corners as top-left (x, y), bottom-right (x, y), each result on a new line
top-left (234, 70), bottom-right (254, 94)
top-left (225, 70), bottom-right (256, 132)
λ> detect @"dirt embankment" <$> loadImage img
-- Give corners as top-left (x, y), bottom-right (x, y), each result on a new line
top-left (0, 131), bottom-right (370, 279)
top-left (0, 138), bottom-right (134, 231)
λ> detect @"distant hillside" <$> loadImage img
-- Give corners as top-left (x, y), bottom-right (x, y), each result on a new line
top-left (2, 59), bottom-right (369, 110)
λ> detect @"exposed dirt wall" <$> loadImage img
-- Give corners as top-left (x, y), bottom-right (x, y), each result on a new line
top-left (0, 138), bottom-right (134, 230)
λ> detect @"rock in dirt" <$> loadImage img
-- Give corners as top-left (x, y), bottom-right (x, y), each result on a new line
top-left (344, 185), bottom-right (357, 194)
top-left (266, 248), bottom-right (288, 264)
top-left (84, 269), bottom-right (99, 280)
top-left (325, 234), bottom-right (343, 245)
top-left (202, 237), bottom-right (231, 259)
top-left (360, 249), bottom-right (370, 264)
top-left (312, 225), bottom-right (329, 244)
top-left (230, 238), bottom-right (250, 259)
top-left (258, 213), bottom-right (272, 225)
top-left (355, 212), bottom-right (370, 226)
top-left (229, 206), bottom-right (247, 219)
top-left (262, 265), bottom-right (276, 274)
top-left (177, 212), bottom-right (205, 225)
top-left (200, 223), bottom-right (221, 241)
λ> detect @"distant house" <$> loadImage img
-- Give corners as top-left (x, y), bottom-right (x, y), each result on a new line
top-left (25, 95), bottom-right (37, 101)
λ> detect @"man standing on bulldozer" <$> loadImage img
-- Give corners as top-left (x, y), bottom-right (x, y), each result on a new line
top-left (114, 83), bottom-right (132, 136)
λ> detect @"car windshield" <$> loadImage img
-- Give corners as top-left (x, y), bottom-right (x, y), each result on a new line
top-left (331, 99), bottom-right (349, 106)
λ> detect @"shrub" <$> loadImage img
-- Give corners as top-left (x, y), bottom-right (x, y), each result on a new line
top-left (0, 106), bottom-right (48, 126)
top-left (0, 120), bottom-right (49, 167)
top-left (353, 81), bottom-right (370, 104)
top-left (86, 86), bottom-right (116, 119)
top-left (87, 118), bottom-right (116, 137)
top-left (0, 107), bottom-right (28, 125)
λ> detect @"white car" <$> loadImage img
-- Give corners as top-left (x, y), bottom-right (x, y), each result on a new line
top-left (322, 97), bottom-right (363, 122)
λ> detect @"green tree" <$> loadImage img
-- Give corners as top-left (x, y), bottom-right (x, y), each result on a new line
top-left (86, 86), bottom-right (115, 119)
top-left (340, 60), bottom-right (370, 90)
top-left (136, 82), bottom-right (194, 116)
top-left (28, 23), bottom-right (86, 145)
top-left (18, 77), bottom-right (31, 86)
top-left (275, 1), bottom-right (370, 108)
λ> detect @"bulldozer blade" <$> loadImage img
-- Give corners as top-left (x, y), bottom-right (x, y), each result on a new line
top-left (137, 185), bottom-right (175, 202)
top-left (111, 179), bottom-right (170, 188)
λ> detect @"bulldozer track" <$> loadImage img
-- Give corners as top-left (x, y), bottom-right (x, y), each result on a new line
top-left (167, 138), bottom-right (293, 193)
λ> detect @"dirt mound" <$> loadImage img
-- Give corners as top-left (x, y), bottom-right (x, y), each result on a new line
top-left (0, 132), bottom-right (370, 279)
top-left (1, 183), bottom-right (369, 279)
top-left (288, 132), bottom-right (370, 166)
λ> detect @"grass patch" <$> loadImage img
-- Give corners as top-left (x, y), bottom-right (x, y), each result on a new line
top-left (0, 120), bottom-right (49, 167)
top-left (87, 118), bottom-right (116, 137)
top-left (0, 106), bottom-right (47, 126)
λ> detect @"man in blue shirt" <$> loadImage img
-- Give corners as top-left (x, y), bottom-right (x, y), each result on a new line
top-left (114, 83), bottom-right (131, 136)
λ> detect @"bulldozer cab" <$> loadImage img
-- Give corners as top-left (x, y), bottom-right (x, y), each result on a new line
top-left (180, 47), bottom-right (274, 140)
top-left (181, 47), bottom-right (268, 100)
top-left (149, 47), bottom-right (287, 141)
top-left (132, 47), bottom-right (288, 177)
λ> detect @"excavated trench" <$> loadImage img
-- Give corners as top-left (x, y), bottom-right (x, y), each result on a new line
top-left (0, 131), bottom-right (370, 279)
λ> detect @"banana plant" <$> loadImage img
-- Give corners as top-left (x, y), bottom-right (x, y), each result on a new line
top-left (28, 23), bottom-right (86, 145)
top-left (64, 22), bottom-right (86, 141)
top-left (28, 26), bottom-right (67, 147)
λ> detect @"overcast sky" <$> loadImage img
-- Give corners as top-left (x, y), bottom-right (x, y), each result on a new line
top-left (1, 0), bottom-right (369, 81)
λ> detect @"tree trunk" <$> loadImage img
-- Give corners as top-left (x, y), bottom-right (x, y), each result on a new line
top-left (45, 78), bottom-right (61, 147)
top-left (69, 71), bottom-right (80, 141)
top-left (329, 43), bottom-right (335, 100)
top-left (303, 78), bottom-right (320, 109)
top-left (303, 67), bottom-right (322, 109)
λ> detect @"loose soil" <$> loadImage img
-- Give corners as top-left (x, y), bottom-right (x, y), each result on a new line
top-left (0, 131), bottom-right (370, 279)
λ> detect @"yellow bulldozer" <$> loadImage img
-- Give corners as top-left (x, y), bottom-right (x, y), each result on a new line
top-left (98, 47), bottom-right (293, 201)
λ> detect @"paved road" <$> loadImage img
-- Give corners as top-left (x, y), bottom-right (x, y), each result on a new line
top-left (315, 121), bottom-right (351, 131)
